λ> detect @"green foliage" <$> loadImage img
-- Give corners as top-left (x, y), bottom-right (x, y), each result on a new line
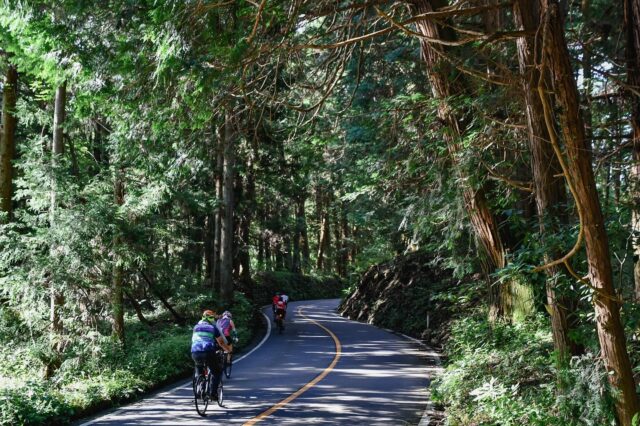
top-left (254, 272), bottom-right (344, 306)
top-left (432, 310), bottom-right (617, 426)
top-left (0, 297), bottom-right (265, 425)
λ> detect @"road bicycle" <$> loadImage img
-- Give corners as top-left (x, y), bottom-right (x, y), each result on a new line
top-left (192, 357), bottom-right (224, 416)
top-left (274, 311), bottom-right (285, 334)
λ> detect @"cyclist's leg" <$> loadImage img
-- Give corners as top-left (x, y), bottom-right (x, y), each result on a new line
top-left (192, 352), bottom-right (206, 377)
top-left (191, 352), bottom-right (207, 397)
top-left (207, 351), bottom-right (223, 398)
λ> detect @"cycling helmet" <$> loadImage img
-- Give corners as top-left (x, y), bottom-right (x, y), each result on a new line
top-left (222, 311), bottom-right (232, 319)
top-left (202, 309), bottom-right (216, 322)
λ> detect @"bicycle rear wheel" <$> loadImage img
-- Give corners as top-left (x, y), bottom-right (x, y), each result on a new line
top-left (217, 379), bottom-right (224, 407)
top-left (223, 352), bottom-right (233, 379)
top-left (193, 375), bottom-right (209, 416)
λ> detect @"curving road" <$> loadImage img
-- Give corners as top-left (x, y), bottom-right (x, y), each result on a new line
top-left (79, 299), bottom-right (441, 425)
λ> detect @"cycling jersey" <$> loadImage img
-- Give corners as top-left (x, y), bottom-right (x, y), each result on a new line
top-left (191, 320), bottom-right (222, 353)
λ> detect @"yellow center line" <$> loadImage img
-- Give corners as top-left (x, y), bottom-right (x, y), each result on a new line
top-left (242, 306), bottom-right (342, 426)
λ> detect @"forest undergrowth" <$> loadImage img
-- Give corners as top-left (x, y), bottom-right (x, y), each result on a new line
top-left (0, 290), bottom-right (251, 425)
top-left (0, 272), bottom-right (343, 426)
top-left (341, 251), bottom-right (634, 426)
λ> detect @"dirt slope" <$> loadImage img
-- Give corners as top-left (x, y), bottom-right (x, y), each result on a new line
top-left (340, 251), bottom-right (470, 347)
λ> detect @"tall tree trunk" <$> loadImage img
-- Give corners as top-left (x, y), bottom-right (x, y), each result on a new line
top-left (257, 231), bottom-right (264, 269)
top-left (316, 190), bottom-right (331, 272)
top-left (410, 0), bottom-right (508, 320)
top-left (264, 230), bottom-right (273, 271)
top-left (283, 232), bottom-right (292, 271)
top-left (274, 236), bottom-right (284, 270)
top-left (204, 213), bottom-right (214, 286)
top-left (46, 82), bottom-right (66, 379)
top-left (299, 196), bottom-right (310, 271)
top-left (238, 156), bottom-right (254, 284)
top-left (292, 228), bottom-right (301, 273)
top-left (212, 124), bottom-right (224, 295)
top-left (625, 0), bottom-right (640, 301)
top-left (540, 2), bottom-right (639, 423)
top-left (341, 203), bottom-right (350, 273)
top-left (220, 110), bottom-right (235, 305)
top-left (232, 171), bottom-right (243, 281)
top-left (333, 207), bottom-right (343, 276)
top-left (0, 63), bottom-right (17, 221)
top-left (112, 172), bottom-right (125, 345)
top-left (292, 196), bottom-right (303, 273)
top-left (513, 0), bottom-right (579, 363)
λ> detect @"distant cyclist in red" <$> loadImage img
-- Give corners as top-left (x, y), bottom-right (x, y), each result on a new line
top-left (272, 292), bottom-right (281, 314)
top-left (274, 298), bottom-right (287, 321)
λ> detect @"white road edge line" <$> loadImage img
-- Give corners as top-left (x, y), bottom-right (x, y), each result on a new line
top-left (79, 309), bottom-right (273, 426)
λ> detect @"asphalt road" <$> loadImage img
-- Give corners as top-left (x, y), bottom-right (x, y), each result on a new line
top-left (80, 299), bottom-right (441, 425)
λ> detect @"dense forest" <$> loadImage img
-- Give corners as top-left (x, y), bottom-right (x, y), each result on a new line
top-left (1, 0), bottom-right (640, 424)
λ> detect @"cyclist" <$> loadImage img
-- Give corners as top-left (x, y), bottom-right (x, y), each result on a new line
top-left (216, 311), bottom-right (237, 364)
top-left (272, 292), bottom-right (281, 314)
top-left (191, 309), bottom-right (232, 399)
top-left (280, 292), bottom-right (289, 307)
top-left (274, 298), bottom-right (287, 323)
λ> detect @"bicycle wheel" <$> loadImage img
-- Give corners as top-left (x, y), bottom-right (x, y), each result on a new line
top-left (223, 352), bottom-right (233, 379)
top-left (194, 375), bottom-right (209, 416)
top-left (217, 379), bottom-right (224, 407)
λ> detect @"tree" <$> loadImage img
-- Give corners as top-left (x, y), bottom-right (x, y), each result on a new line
top-left (220, 109), bottom-right (236, 305)
top-left (538, 1), bottom-right (639, 422)
top-left (0, 61), bottom-right (17, 221)
top-left (410, 0), bottom-right (511, 320)
top-left (513, 0), bottom-right (579, 363)
top-left (625, 0), bottom-right (640, 301)
top-left (112, 170), bottom-right (125, 345)
top-left (47, 81), bottom-right (66, 378)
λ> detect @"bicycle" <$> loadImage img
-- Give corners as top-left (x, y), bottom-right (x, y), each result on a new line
top-left (274, 311), bottom-right (285, 334)
top-left (192, 358), bottom-right (224, 416)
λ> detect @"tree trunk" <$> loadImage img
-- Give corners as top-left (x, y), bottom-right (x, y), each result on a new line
top-left (299, 197), bottom-right (310, 271)
top-left (124, 290), bottom-right (152, 326)
top-left (341, 203), bottom-right (350, 273)
top-left (625, 0), bottom-right (640, 301)
top-left (513, 0), bottom-right (579, 363)
top-left (316, 197), bottom-right (331, 272)
top-left (220, 110), bottom-right (235, 305)
top-left (112, 172), bottom-right (125, 345)
top-left (540, 2), bottom-right (639, 422)
top-left (204, 213), bottom-right (214, 285)
top-left (292, 196), bottom-right (302, 273)
top-left (333, 207), bottom-right (343, 276)
top-left (257, 231), bottom-right (264, 269)
top-left (46, 82), bottom-right (66, 379)
top-left (0, 63), bottom-right (17, 221)
top-left (212, 124), bottom-right (224, 295)
top-left (410, 0), bottom-right (508, 320)
top-left (140, 270), bottom-right (185, 324)
top-left (283, 232), bottom-right (292, 271)
top-left (238, 156), bottom-right (254, 284)
top-left (232, 167), bottom-right (243, 281)
top-left (264, 230), bottom-right (272, 271)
